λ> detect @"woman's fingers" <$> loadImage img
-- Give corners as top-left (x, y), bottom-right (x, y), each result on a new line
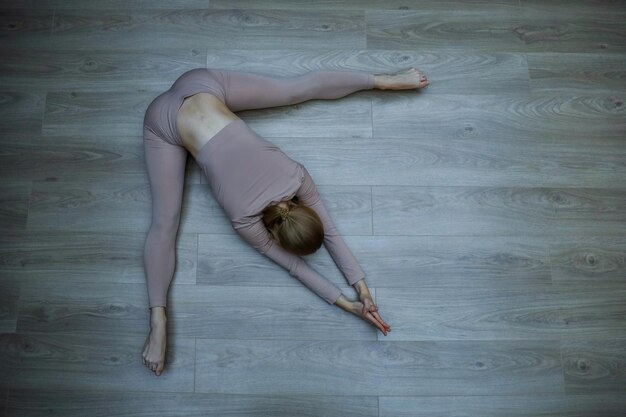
top-left (365, 312), bottom-right (386, 335)
top-left (371, 311), bottom-right (391, 330)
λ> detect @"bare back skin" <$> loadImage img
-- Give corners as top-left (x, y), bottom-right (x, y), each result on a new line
top-left (176, 92), bottom-right (241, 159)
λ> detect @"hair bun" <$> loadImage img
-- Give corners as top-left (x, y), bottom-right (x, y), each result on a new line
top-left (278, 206), bottom-right (289, 220)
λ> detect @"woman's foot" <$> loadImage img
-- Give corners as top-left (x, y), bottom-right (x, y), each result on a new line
top-left (374, 67), bottom-right (429, 90)
top-left (142, 307), bottom-right (167, 376)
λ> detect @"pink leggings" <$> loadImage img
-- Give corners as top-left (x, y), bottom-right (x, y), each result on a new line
top-left (143, 68), bottom-right (375, 308)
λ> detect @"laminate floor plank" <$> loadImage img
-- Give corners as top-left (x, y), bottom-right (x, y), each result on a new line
top-left (48, 9), bottom-right (367, 51)
top-left (25, 176), bottom-right (369, 236)
top-left (275, 134), bottom-right (626, 189)
top-left (5, 389), bottom-right (377, 417)
top-left (562, 338), bottom-right (626, 393)
top-left (0, 48), bottom-right (206, 93)
top-left (197, 234), bottom-right (550, 289)
top-left (210, 0), bottom-right (520, 12)
top-left (379, 393), bottom-right (626, 417)
top-left (0, 332), bottom-right (195, 392)
top-left (0, 276), bottom-right (19, 333)
top-left (0, 9), bottom-right (53, 49)
top-left (0, 230), bottom-right (196, 286)
top-left (0, 181), bottom-right (31, 231)
top-left (366, 4), bottom-right (626, 53)
top-left (548, 235), bottom-right (626, 284)
top-left (375, 283), bottom-right (626, 341)
top-left (0, 92), bottom-right (44, 134)
top-left (0, 0), bottom-right (208, 8)
top-left (42, 91), bottom-right (372, 137)
top-left (195, 339), bottom-right (563, 395)
top-left (372, 93), bottom-right (626, 142)
top-left (527, 52), bottom-right (626, 94)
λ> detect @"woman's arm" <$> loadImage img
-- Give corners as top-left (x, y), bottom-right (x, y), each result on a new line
top-left (295, 165), bottom-right (367, 287)
top-left (233, 218), bottom-right (343, 305)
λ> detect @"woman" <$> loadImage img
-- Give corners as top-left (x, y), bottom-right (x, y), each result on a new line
top-left (141, 66), bottom-right (429, 376)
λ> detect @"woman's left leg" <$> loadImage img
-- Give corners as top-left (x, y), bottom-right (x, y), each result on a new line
top-left (211, 68), bottom-right (375, 112)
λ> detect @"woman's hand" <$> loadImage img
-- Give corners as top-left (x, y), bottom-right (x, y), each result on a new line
top-left (351, 295), bottom-right (391, 336)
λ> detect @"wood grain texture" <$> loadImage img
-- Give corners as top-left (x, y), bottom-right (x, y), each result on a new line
top-left (379, 393), bottom-right (626, 417)
top-left (0, 276), bottom-right (18, 333)
top-left (372, 92), bottom-right (626, 141)
top-left (195, 338), bottom-right (563, 395)
top-left (1, 1), bottom-right (625, 415)
top-left (0, 92), bottom-right (44, 134)
top-left (562, 338), bottom-right (626, 393)
top-left (47, 9), bottom-right (367, 50)
top-left (0, 182), bottom-right (30, 231)
top-left (0, 48), bottom-right (206, 93)
top-left (0, 230), bottom-right (196, 286)
top-left (376, 283), bottom-right (626, 340)
top-left (0, 333), bottom-right (195, 392)
top-left (5, 389), bottom-right (378, 417)
top-left (548, 235), bottom-right (626, 283)
top-left (527, 52), bottom-right (626, 94)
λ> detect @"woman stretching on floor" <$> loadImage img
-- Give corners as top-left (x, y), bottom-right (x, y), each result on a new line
top-left (141, 66), bottom-right (430, 376)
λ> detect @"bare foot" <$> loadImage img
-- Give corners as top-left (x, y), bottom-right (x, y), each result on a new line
top-left (375, 67), bottom-right (429, 90)
top-left (142, 309), bottom-right (167, 376)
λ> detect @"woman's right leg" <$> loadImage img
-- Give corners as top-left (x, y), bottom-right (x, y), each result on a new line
top-left (143, 129), bottom-right (188, 308)
top-left (142, 127), bottom-right (188, 376)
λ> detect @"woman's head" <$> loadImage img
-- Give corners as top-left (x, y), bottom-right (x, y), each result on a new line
top-left (262, 197), bottom-right (324, 256)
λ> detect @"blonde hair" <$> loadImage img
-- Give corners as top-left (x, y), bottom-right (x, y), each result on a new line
top-left (261, 196), bottom-right (324, 256)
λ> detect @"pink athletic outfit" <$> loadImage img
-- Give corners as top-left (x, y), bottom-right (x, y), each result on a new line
top-left (143, 68), bottom-right (375, 307)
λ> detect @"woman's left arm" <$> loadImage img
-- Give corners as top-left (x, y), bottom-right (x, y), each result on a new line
top-left (295, 164), bottom-right (367, 288)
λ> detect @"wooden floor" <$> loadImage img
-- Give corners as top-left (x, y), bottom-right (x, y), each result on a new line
top-left (1, 1), bottom-right (625, 416)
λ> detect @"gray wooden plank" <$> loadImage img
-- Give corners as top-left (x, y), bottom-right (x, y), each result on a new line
top-left (366, 7), bottom-right (524, 53)
top-left (372, 186), bottom-right (561, 236)
top-left (0, 181), bottom-right (30, 231)
top-left (379, 393), bottom-right (626, 417)
top-left (366, 5), bottom-right (626, 53)
top-left (15, 280), bottom-right (375, 340)
top-left (549, 235), bottom-right (626, 284)
top-left (554, 188), bottom-right (626, 237)
top-left (168, 285), bottom-right (376, 339)
top-left (0, 133), bottom-right (203, 184)
top-left (0, 332), bottom-right (195, 391)
top-left (0, 9), bottom-right (53, 49)
top-left (0, 0), bottom-right (208, 8)
top-left (0, 49), bottom-right (206, 93)
top-left (0, 92), bottom-right (44, 134)
top-left (195, 339), bottom-right (563, 395)
top-left (211, 0), bottom-right (519, 11)
top-left (0, 276), bottom-right (18, 333)
top-left (372, 93), bottom-right (626, 141)
top-left (205, 49), bottom-right (530, 95)
top-left (198, 234), bottom-right (550, 289)
top-left (375, 283), bottom-right (626, 341)
top-left (42, 91), bottom-right (153, 137)
top-left (0, 230), bottom-right (196, 286)
top-left (25, 179), bottom-right (370, 235)
top-left (562, 339), bottom-right (626, 393)
top-left (511, 5), bottom-right (626, 53)
top-left (47, 9), bottom-right (366, 50)
top-left (274, 133), bottom-right (626, 189)
top-left (42, 90), bottom-right (371, 138)
top-left (26, 180), bottom-right (153, 232)
top-left (6, 389), bottom-right (378, 417)
top-left (527, 52), bottom-right (626, 94)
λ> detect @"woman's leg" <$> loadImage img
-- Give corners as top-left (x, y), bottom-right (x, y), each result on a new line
top-left (142, 127), bottom-right (187, 376)
top-left (212, 68), bottom-right (375, 112)
top-left (143, 130), bottom-right (188, 308)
